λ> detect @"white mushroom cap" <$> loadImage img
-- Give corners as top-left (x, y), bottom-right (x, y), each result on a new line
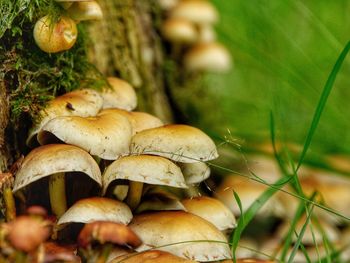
top-left (181, 196), bottom-right (236, 231)
top-left (27, 89), bottom-right (103, 146)
top-left (57, 197), bottom-right (132, 225)
top-left (130, 125), bottom-right (218, 163)
top-left (111, 250), bottom-right (198, 263)
top-left (184, 43), bottom-right (232, 73)
top-left (178, 162), bottom-right (210, 184)
top-left (129, 211), bottom-right (231, 261)
top-left (13, 144), bottom-right (101, 192)
top-left (102, 155), bottom-right (187, 194)
top-left (101, 109), bottom-right (163, 135)
top-left (100, 77), bottom-right (137, 111)
top-left (67, 1), bottom-right (103, 21)
top-left (162, 18), bottom-right (198, 44)
top-left (170, 0), bottom-right (218, 25)
top-left (33, 15), bottom-right (78, 53)
top-left (37, 109), bottom-right (132, 160)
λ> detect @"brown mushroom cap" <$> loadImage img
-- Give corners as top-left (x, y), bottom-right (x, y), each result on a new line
top-left (7, 216), bottom-right (51, 253)
top-left (13, 144), bottom-right (101, 192)
top-left (111, 250), bottom-right (198, 263)
top-left (184, 43), bottom-right (231, 73)
top-left (41, 242), bottom-right (80, 263)
top-left (33, 15), bottom-right (77, 53)
top-left (67, 1), bottom-right (103, 21)
top-left (181, 196), bottom-right (236, 231)
top-left (170, 0), bottom-right (218, 25)
top-left (57, 197), bottom-right (132, 225)
top-left (130, 125), bottom-right (218, 163)
top-left (102, 155), bottom-right (187, 194)
top-left (101, 109), bottom-right (163, 135)
top-left (27, 89), bottom-right (103, 146)
top-left (38, 109), bottom-right (132, 160)
top-left (129, 211), bottom-right (231, 261)
top-left (100, 77), bottom-right (137, 111)
top-left (78, 221), bottom-right (142, 248)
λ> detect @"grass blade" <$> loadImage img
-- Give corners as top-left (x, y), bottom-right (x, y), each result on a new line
top-left (297, 41), bottom-right (350, 170)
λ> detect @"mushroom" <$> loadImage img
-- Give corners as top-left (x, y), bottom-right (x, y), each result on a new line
top-left (33, 15), bottom-right (78, 53)
top-left (183, 43), bottom-right (232, 73)
top-left (130, 124), bottom-right (218, 163)
top-left (111, 250), bottom-right (198, 263)
top-left (157, 0), bottom-right (179, 11)
top-left (0, 173), bottom-right (15, 221)
top-left (57, 197), bottom-right (132, 226)
top-left (169, 0), bottom-right (218, 25)
top-left (67, 1), bottom-right (103, 22)
top-left (178, 162), bottom-right (210, 184)
top-left (38, 242), bottom-right (80, 263)
top-left (102, 155), bottom-right (187, 210)
top-left (13, 144), bottom-right (101, 217)
top-left (100, 77), bottom-right (137, 111)
top-left (181, 196), bottom-right (236, 232)
top-left (37, 109), bottom-right (133, 160)
top-left (27, 88), bottom-right (103, 147)
top-left (161, 18), bottom-right (198, 45)
top-left (129, 211), bottom-right (231, 261)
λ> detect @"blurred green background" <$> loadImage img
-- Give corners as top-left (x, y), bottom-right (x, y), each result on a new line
top-left (188, 0), bottom-right (350, 156)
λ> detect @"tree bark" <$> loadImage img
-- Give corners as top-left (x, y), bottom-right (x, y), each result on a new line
top-left (88, 0), bottom-right (173, 123)
top-left (0, 78), bottom-right (9, 172)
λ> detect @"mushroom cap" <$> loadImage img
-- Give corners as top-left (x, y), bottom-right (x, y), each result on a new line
top-left (276, 215), bottom-right (340, 245)
top-left (33, 15), bottom-right (77, 53)
top-left (102, 155), bottom-right (187, 194)
top-left (67, 1), bottom-right (103, 21)
top-left (13, 144), bottom-right (101, 192)
top-left (101, 109), bottom-right (163, 135)
top-left (170, 0), bottom-right (218, 25)
top-left (42, 242), bottom-right (80, 263)
top-left (7, 216), bottom-right (51, 253)
top-left (162, 18), bottom-right (198, 44)
top-left (57, 197), bottom-right (132, 225)
top-left (111, 250), bottom-right (198, 263)
top-left (181, 196), bottom-right (236, 231)
top-left (220, 260), bottom-right (275, 263)
top-left (198, 24), bottom-right (216, 43)
top-left (157, 0), bottom-right (179, 10)
top-left (184, 43), bottom-right (231, 73)
top-left (214, 175), bottom-right (283, 217)
top-left (178, 162), bottom-right (210, 184)
top-left (100, 77), bottom-right (137, 111)
top-left (27, 89), bottom-right (103, 146)
top-left (130, 125), bottom-right (218, 163)
top-left (129, 211), bottom-right (231, 262)
top-left (78, 221), bottom-right (141, 248)
top-left (38, 109), bottom-right (132, 160)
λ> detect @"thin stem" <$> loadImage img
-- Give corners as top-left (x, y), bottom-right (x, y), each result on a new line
top-left (4, 187), bottom-right (16, 221)
top-left (126, 181), bottom-right (143, 210)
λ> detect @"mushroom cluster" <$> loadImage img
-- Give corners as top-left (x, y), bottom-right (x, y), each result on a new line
top-left (1, 76), bottom-right (243, 262)
top-left (213, 154), bottom-right (350, 262)
top-left (159, 0), bottom-right (232, 73)
top-left (34, 0), bottom-right (103, 53)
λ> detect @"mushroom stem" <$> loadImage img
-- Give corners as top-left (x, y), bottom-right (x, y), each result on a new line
top-left (126, 181), bottom-right (143, 210)
top-left (96, 243), bottom-right (113, 263)
top-left (4, 187), bottom-right (16, 221)
top-left (49, 173), bottom-right (67, 217)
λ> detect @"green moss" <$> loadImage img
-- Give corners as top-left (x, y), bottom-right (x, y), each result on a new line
top-left (0, 0), bottom-right (106, 125)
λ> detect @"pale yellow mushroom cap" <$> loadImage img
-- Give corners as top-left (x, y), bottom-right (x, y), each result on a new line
top-left (57, 197), bottom-right (132, 225)
top-left (38, 109), bottom-right (132, 160)
top-left (33, 15), bottom-right (77, 53)
top-left (130, 124), bottom-right (218, 163)
top-left (182, 196), bottom-right (236, 231)
top-left (178, 162), bottom-right (210, 184)
top-left (67, 1), bottom-right (103, 22)
top-left (184, 43), bottom-right (232, 72)
top-left (27, 89), bottom-right (103, 147)
top-left (157, 0), bottom-right (179, 10)
top-left (100, 77), bottom-right (137, 111)
top-left (13, 144), bottom-right (101, 192)
top-left (162, 18), bottom-right (198, 44)
top-left (102, 155), bottom-right (187, 194)
top-left (129, 211), bottom-right (232, 261)
top-left (170, 0), bottom-right (218, 25)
